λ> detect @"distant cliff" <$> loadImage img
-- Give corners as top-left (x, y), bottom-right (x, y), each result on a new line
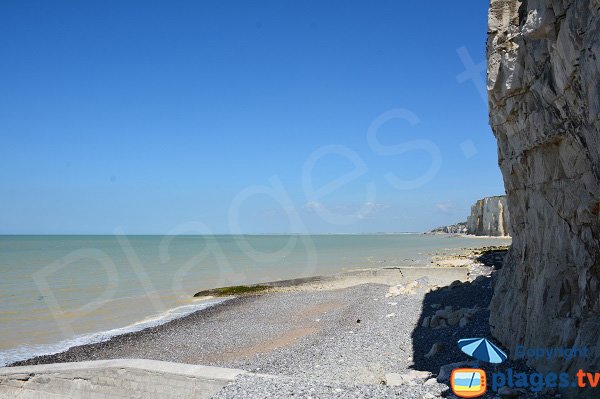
top-left (487, 0), bottom-right (600, 395)
top-left (429, 195), bottom-right (510, 236)
top-left (429, 222), bottom-right (467, 235)
top-left (466, 196), bottom-right (510, 237)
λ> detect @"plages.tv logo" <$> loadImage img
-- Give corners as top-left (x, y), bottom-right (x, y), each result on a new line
top-left (450, 337), bottom-right (507, 398)
top-left (451, 368), bottom-right (487, 398)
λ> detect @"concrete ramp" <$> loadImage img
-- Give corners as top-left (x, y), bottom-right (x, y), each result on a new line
top-left (0, 359), bottom-right (246, 398)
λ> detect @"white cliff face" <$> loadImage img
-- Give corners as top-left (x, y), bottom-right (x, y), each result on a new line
top-left (466, 196), bottom-right (511, 236)
top-left (429, 196), bottom-right (510, 236)
top-left (487, 0), bottom-right (600, 393)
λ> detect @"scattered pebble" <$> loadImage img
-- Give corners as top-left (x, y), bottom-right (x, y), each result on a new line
top-left (424, 342), bottom-right (444, 358)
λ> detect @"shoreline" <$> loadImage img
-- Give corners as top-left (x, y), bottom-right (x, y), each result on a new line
top-left (5, 264), bottom-right (468, 368)
top-left (0, 234), bottom-right (510, 355)
top-left (3, 243), bottom-right (556, 398)
top-left (0, 237), bottom-right (514, 367)
top-left (0, 297), bottom-right (231, 368)
top-left (8, 244), bottom-right (499, 369)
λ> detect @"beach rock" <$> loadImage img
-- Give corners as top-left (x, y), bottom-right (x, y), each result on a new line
top-left (437, 361), bottom-right (477, 382)
top-left (385, 286), bottom-right (400, 297)
top-left (446, 312), bottom-right (459, 326)
top-left (408, 370), bottom-right (432, 380)
top-left (472, 275), bottom-right (488, 285)
top-left (476, 249), bottom-right (508, 268)
top-left (435, 258), bottom-right (472, 268)
top-left (487, 0), bottom-right (600, 392)
top-left (386, 278), bottom-right (430, 297)
top-left (448, 280), bottom-right (463, 289)
top-left (414, 277), bottom-right (430, 286)
top-left (422, 305), bottom-right (478, 329)
top-left (385, 370), bottom-right (432, 387)
top-left (424, 342), bottom-right (443, 358)
top-left (423, 377), bottom-right (437, 386)
top-left (383, 373), bottom-right (404, 386)
top-left (459, 307), bottom-right (477, 319)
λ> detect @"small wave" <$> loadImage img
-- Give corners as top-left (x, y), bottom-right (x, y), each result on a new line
top-left (0, 297), bottom-right (229, 367)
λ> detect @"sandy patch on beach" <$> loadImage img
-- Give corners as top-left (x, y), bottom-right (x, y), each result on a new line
top-left (296, 301), bottom-right (343, 318)
top-left (208, 326), bottom-right (320, 363)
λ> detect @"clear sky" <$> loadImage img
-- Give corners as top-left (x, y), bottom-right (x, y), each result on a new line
top-left (0, 1), bottom-right (505, 234)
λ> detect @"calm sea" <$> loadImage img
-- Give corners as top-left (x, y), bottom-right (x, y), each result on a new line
top-left (0, 234), bottom-right (510, 365)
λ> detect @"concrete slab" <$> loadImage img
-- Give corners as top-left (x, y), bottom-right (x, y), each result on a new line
top-left (0, 359), bottom-right (247, 399)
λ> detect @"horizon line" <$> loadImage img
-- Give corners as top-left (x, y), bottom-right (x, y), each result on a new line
top-left (0, 232), bottom-right (425, 237)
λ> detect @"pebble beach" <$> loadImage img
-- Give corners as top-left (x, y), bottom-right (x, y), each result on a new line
top-left (9, 245), bottom-right (556, 398)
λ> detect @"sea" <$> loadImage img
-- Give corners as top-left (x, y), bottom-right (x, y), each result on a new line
top-left (0, 234), bottom-right (510, 366)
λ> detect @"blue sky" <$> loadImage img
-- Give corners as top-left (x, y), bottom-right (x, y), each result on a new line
top-left (0, 1), bottom-right (505, 234)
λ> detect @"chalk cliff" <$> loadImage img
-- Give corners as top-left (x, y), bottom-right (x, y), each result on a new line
top-left (429, 222), bottom-right (468, 234)
top-left (466, 195), bottom-right (511, 236)
top-left (429, 196), bottom-right (510, 236)
top-left (487, 0), bottom-right (600, 391)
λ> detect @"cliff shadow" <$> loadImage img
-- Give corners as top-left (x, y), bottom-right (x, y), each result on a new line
top-left (408, 248), bottom-right (556, 397)
top-left (408, 248), bottom-right (530, 397)
top-left (409, 273), bottom-right (496, 375)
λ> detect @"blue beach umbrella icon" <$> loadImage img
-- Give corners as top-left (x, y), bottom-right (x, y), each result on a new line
top-left (458, 338), bottom-right (507, 364)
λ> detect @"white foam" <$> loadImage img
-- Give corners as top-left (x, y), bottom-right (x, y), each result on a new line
top-left (0, 297), bottom-right (229, 367)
